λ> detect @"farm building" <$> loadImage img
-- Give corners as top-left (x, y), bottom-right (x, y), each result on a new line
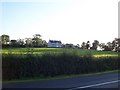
top-left (48, 40), bottom-right (62, 48)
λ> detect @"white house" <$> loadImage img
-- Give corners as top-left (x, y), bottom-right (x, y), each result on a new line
top-left (48, 40), bottom-right (62, 48)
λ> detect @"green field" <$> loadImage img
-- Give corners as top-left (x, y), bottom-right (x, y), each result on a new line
top-left (1, 48), bottom-right (118, 58)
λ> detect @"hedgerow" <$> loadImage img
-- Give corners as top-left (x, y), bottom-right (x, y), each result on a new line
top-left (2, 51), bottom-right (119, 81)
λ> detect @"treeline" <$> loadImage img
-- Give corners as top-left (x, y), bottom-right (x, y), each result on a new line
top-left (0, 34), bottom-right (120, 52)
top-left (79, 39), bottom-right (120, 52)
top-left (2, 51), bottom-right (119, 81)
top-left (0, 34), bottom-right (47, 48)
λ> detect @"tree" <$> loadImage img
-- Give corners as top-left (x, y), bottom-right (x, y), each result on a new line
top-left (106, 42), bottom-right (112, 51)
top-left (1, 34), bottom-right (10, 45)
top-left (116, 38), bottom-right (120, 52)
top-left (42, 40), bottom-right (47, 47)
top-left (25, 38), bottom-right (33, 47)
top-left (32, 34), bottom-right (42, 47)
top-left (110, 38), bottom-right (120, 52)
top-left (10, 40), bottom-right (17, 47)
top-left (86, 41), bottom-right (90, 49)
top-left (113, 38), bottom-right (120, 52)
top-left (112, 40), bottom-right (116, 51)
top-left (17, 39), bottom-right (24, 47)
top-left (75, 44), bottom-right (80, 48)
top-left (99, 43), bottom-right (105, 50)
top-left (81, 42), bottom-right (86, 49)
top-left (64, 43), bottom-right (74, 48)
top-left (33, 34), bottom-right (41, 39)
top-left (91, 40), bottom-right (99, 50)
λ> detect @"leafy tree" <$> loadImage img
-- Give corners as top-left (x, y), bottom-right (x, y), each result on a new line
top-left (114, 38), bottom-right (120, 52)
top-left (117, 38), bottom-right (120, 52)
top-left (75, 44), bottom-right (80, 48)
top-left (106, 42), bottom-right (112, 51)
top-left (112, 40), bottom-right (116, 51)
top-left (99, 43), bottom-right (105, 50)
top-left (17, 39), bottom-right (24, 47)
top-left (1, 34), bottom-right (10, 45)
top-left (81, 42), bottom-right (86, 49)
top-left (10, 40), bottom-right (17, 47)
top-left (86, 41), bottom-right (90, 49)
top-left (42, 40), bottom-right (47, 47)
top-left (33, 34), bottom-right (41, 39)
top-left (91, 40), bottom-right (99, 50)
top-left (64, 44), bottom-right (74, 48)
top-left (32, 34), bottom-right (42, 47)
top-left (110, 38), bottom-right (120, 52)
top-left (25, 38), bottom-right (33, 47)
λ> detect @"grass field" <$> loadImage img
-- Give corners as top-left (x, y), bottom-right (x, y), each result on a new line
top-left (1, 48), bottom-right (118, 58)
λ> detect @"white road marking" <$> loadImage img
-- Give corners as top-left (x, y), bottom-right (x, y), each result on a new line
top-left (68, 80), bottom-right (120, 90)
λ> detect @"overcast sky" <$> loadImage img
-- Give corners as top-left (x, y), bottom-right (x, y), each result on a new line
top-left (0, 0), bottom-right (119, 45)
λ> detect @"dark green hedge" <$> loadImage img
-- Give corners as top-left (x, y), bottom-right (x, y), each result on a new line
top-left (2, 53), bottom-right (119, 81)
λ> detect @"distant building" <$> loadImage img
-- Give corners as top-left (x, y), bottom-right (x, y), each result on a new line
top-left (97, 46), bottom-right (103, 51)
top-left (48, 40), bottom-right (62, 48)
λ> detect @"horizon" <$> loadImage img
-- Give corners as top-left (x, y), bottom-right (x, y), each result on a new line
top-left (0, 0), bottom-right (119, 45)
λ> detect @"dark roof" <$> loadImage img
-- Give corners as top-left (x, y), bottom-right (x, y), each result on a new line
top-left (49, 40), bottom-right (61, 43)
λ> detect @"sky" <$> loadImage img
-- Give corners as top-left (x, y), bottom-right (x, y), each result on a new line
top-left (0, 0), bottom-right (119, 45)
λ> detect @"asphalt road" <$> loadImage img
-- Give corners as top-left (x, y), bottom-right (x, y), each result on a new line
top-left (2, 72), bottom-right (119, 89)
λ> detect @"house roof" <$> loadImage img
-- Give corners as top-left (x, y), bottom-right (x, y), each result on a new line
top-left (49, 40), bottom-right (61, 43)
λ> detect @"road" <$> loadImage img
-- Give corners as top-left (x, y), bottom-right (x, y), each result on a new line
top-left (2, 72), bottom-right (119, 89)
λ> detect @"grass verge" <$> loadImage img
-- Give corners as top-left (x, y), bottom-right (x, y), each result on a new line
top-left (2, 70), bottom-right (119, 84)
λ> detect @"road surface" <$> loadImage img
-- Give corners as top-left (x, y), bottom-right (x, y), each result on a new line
top-left (2, 72), bottom-right (119, 89)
